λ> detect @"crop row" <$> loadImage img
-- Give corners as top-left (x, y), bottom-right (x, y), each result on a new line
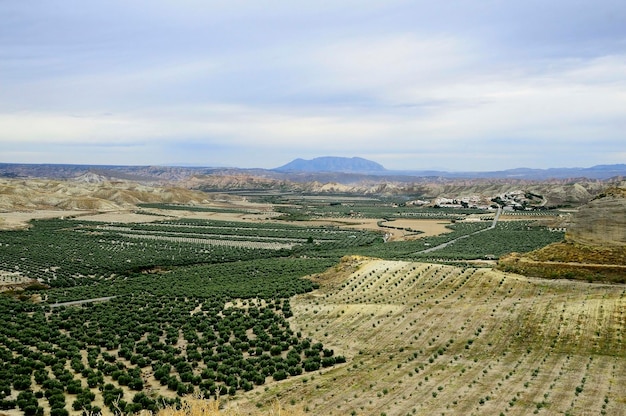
top-left (137, 203), bottom-right (254, 214)
top-left (89, 219), bottom-right (354, 240)
top-left (288, 259), bottom-right (626, 415)
top-left (411, 221), bottom-right (566, 260)
top-left (0, 258), bottom-right (341, 414)
top-left (0, 218), bottom-right (379, 288)
top-left (274, 201), bottom-right (488, 220)
top-left (117, 233), bottom-right (297, 250)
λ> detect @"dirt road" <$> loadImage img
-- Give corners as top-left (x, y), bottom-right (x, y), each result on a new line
top-left (417, 206), bottom-right (501, 254)
top-left (48, 296), bottom-right (117, 308)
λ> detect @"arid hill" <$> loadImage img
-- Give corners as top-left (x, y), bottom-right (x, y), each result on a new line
top-left (1, 163), bottom-right (619, 206)
top-left (0, 177), bottom-right (233, 212)
top-left (227, 257), bottom-right (626, 415)
top-left (188, 173), bottom-right (610, 206)
top-left (566, 186), bottom-right (626, 247)
top-left (498, 184), bottom-right (626, 282)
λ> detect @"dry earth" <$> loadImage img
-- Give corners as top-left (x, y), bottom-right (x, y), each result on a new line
top-left (287, 218), bottom-right (453, 242)
top-left (566, 187), bottom-right (626, 247)
top-left (227, 257), bottom-right (626, 416)
top-left (0, 210), bottom-right (94, 230)
top-left (0, 270), bottom-right (32, 291)
top-left (0, 193), bottom-right (276, 231)
top-left (0, 177), bottom-right (240, 226)
top-left (0, 204), bottom-right (454, 244)
top-left (497, 185), bottom-right (626, 282)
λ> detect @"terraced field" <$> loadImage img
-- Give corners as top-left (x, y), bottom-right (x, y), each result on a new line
top-left (233, 257), bottom-right (626, 416)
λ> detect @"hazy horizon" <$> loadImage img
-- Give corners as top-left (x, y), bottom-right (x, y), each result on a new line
top-left (1, 1), bottom-right (625, 171)
top-left (2, 157), bottom-right (624, 175)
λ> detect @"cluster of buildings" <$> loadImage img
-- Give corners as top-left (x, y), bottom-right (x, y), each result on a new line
top-left (492, 190), bottom-right (546, 211)
top-left (406, 190), bottom-right (546, 212)
top-left (432, 195), bottom-right (492, 210)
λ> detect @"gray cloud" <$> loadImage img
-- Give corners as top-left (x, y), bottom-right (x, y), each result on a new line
top-left (1, 0), bottom-right (625, 170)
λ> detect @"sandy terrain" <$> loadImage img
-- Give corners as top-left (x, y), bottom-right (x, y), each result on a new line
top-left (125, 204), bottom-right (454, 242)
top-left (78, 211), bottom-right (174, 223)
top-left (380, 218), bottom-right (453, 240)
top-left (0, 210), bottom-right (93, 230)
top-left (285, 218), bottom-right (453, 241)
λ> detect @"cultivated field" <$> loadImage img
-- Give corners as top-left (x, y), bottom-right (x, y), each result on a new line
top-left (230, 257), bottom-right (626, 416)
top-left (285, 218), bottom-right (453, 242)
top-left (2, 196), bottom-right (620, 416)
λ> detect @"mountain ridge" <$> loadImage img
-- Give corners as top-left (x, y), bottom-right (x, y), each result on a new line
top-left (1, 162), bottom-right (625, 181)
top-left (274, 156), bottom-right (386, 173)
top-left (272, 158), bottom-right (626, 180)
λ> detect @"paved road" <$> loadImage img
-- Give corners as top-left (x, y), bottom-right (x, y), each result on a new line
top-left (416, 206), bottom-right (501, 254)
top-left (48, 296), bottom-right (117, 308)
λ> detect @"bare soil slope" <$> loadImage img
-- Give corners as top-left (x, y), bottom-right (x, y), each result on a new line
top-left (0, 178), bottom-right (225, 213)
top-left (230, 257), bottom-right (626, 416)
top-left (188, 173), bottom-right (610, 206)
top-left (498, 186), bottom-right (626, 282)
top-left (566, 187), bottom-right (626, 247)
top-left (0, 178), bottom-right (242, 229)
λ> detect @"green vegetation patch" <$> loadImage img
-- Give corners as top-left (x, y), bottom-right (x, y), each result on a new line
top-left (275, 199), bottom-right (487, 220)
top-left (0, 212), bottom-right (573, 415)
top-left (137, 203), bottom-right (250, 214)
top-left (0, 257), bottom-right (341, 414)
top-left (0, 218), bottom-right (378, 288)
top-left (413, 221), bottom-right (565, 261)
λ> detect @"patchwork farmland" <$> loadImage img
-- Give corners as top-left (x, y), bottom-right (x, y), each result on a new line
top-left (0, 199), bottom-right (623, 416)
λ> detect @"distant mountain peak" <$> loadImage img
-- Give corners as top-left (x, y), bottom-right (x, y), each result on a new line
top-left (274, 156), bottom-right (386, 173)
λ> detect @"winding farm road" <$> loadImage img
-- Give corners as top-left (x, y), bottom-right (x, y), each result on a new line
top-left (416, 206), bottom-right (502, 254)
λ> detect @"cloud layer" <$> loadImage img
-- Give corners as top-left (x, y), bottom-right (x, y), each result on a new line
top-left (1, 1), bottom-right (625, 170)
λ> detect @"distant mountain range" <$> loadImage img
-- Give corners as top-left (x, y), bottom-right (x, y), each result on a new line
top-left (392, 164), bottom-right (626, 180)
top-left (2, 160), bottom-right (622, 206)
top-left (1, 159), bottom-right (625, 182)
top-left (273, 157), bottom-right (626, 180)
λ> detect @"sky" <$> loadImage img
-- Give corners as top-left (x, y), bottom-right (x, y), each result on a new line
top-left (1, 0), bottom-right (625, 171)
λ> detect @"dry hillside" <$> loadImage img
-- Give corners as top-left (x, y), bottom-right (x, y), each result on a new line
top-left (187, 173), bottom-right (610, 206)
top-left (566, 187), bottom-right (626, 247)
top-left (498, 186), bottom-right (626, 282)
top-left (0, 177), bottom-right (233, 213)
top-left (223, 257), bottom-right (626, 416)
